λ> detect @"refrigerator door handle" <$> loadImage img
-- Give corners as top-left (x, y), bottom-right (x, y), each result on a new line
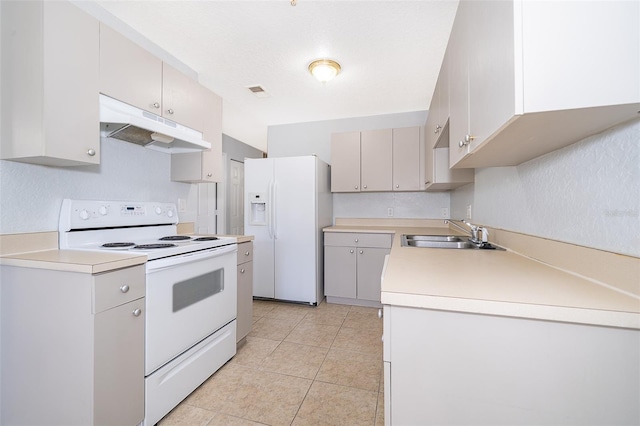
top-left (267, 179), bottom-right (274, 239)
top-left (272, 180), bottom-right (278, 239)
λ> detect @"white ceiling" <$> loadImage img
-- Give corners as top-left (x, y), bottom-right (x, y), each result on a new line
top-left (92, 0), bottom-right (459, 150)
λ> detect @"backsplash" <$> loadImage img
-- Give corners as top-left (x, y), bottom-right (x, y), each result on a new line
top-left (333, 192), bottom-right (450, 221)
top-left (452, 119), bottom-right (640, 257)
top-left (0, 138), bottom-right (195, 234)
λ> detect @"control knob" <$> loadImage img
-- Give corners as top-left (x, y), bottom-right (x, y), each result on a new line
top-left (99, 206), bottom-right (108, 216)
top-left (155, 207), bottom-right (163, 215)
top-left (167, 210), bottom-right (174, 218)
top-left (79, 209), bottom-right (90, 220)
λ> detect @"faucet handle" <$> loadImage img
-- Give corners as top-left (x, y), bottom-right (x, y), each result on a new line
top-left (480, 227), bottom-right (489, 243)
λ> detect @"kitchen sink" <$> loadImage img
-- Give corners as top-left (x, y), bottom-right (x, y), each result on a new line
top-left (401, 234), bottom-right (504, 250)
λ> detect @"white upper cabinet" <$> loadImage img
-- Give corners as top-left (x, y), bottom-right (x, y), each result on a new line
top-left (1, 1), bottom-right (100, 166)
top-left (100, 24), bottom-right (208, 134)
top-left (448, 0), bottom-right (640, 168)
top-left (331, 131), bottom-right (361, 192)
top-left (331, 127), bottom-right (421, 193)
top-left (162, 62), bottom-right (204, 132)
top-left (361, 129), bottom-right (393, 192)
top-left (171, 88), bottom-right (223, 183)
top-left (392, 127), bottom-right (421, 191)
top-left (99, 23), bottom-right (163, 116)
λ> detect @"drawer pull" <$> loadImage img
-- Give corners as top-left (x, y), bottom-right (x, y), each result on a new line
top-left (132, 308), bottom-right (142, 317)
top-left (378, 309), bottom-right (383, 319)
top-left (120, 284), bottom-right (130, 293)
top-left (240, 268), bottom-right (245, 274)
top-left (354, 239), bottom-right (359, 243)
top-left (245, 251), bottom-right (250, 256)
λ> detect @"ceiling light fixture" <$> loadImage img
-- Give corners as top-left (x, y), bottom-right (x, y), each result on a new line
top-left (308, 59), bottom-right (341, 83)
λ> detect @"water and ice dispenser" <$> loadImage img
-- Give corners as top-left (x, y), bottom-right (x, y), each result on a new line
top-left (249, 193), bottom-right (267, 225)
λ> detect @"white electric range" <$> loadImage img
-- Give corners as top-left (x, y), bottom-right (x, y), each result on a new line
top-left (59, 199), bottom-right (238, 425)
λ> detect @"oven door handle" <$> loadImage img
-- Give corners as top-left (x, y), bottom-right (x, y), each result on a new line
top-left (146, 244), bottom-right (237, 272)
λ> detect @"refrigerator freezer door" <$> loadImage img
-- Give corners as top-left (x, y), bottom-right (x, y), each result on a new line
top-left (273, 157), bottom-right (317, 303)
top-left (244, 158), bottom-right (275, 298)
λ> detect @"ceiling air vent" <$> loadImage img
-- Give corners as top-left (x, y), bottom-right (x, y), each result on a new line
top-left (247, 85), bottom-right (270, 98)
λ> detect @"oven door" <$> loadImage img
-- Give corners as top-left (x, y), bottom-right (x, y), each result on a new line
top-left (144, 244), bottom-right (237, 376)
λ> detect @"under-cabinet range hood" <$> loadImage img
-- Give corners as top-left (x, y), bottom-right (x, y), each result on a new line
top-left (99, 95), bottom-right (211, 153)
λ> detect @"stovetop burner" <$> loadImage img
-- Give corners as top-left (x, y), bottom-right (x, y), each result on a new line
top-left (159, 235), bottom-right (192, 241)
top-left (193, 237), bottom-right (219, 241)
top-left (102, 242), bottom-right (136, 248)
top-left (133, 243), bottom-right (177, 249)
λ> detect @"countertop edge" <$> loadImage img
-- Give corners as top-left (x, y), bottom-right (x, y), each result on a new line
top-left (381, 292), bottom-right (640, 330)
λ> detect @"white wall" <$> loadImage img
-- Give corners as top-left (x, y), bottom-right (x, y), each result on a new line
top-left (451, 119), bottom-right (640, 257)
top-left (268, 111), bottom-right (452, 220)
top-left (0, 138), bottom-right (196, 234)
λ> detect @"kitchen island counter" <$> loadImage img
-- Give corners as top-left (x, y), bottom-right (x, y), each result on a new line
top-left (324, 219), bottom-right (640, 329)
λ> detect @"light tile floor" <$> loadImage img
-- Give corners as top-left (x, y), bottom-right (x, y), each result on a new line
top-left (159, 300), bottom-right (384, 426)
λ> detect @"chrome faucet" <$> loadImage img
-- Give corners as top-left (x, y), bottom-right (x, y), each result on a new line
top-left (444, 219), bottom-right (489, 245)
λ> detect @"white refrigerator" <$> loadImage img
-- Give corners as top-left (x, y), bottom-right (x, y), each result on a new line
top-left (244, 156), bottom-right (333, 305)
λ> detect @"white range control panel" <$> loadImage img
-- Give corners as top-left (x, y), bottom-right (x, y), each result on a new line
top-left (59, 199), bottom-right (178, 231)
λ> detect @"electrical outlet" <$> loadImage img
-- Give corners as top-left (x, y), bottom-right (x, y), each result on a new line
top-left (178, 198), bottom-right (187, 213)
top-left (441, 207), bottom-right (449, 218)
top-left (387, 207), bottom-right (394, 217)
top-left (466, 205), bottom-right (472, 219)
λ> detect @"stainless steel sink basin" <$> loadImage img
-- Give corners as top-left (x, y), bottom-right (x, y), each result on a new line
top-left (401, 234), bottom-right (504, 250)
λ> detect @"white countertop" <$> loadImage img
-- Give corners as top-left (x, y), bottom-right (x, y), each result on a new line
top-left (0, 249), bottom-right (147, 274)
top-left (324, 224), bottom-right (640, 329)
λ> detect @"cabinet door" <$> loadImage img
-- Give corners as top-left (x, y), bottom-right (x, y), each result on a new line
top-left (324, 246), bottom-right (357, 298)
top-left (94, 298), bottom-right (145, 426)
top-left (392, 127), bottom-right (420, 191)
top-left (201, 87), bottom-right (223, 182)
top-left (43, 1), bottom-right (100, 165)
top-left (361, 129), bottom-right (392, 191)
top-left (331, 131), bottom-right (361, 192)
top-left (466, 0), bottom-right (515, 154)
top-left (448, 1), bottom-right (471, 167)
top-left (162, 62), bottom-right (203, 131)
top-left (236, 261), bottom-right (253, 342)
top-left (99, 23), bottom-right (163, 114)
top-left (356, 247), bottom-right (390, 302)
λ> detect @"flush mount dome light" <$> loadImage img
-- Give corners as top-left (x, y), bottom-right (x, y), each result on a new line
top-left (308, 59), bottom-right (341, 82)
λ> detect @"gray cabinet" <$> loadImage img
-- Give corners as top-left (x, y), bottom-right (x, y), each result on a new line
top-left (0, 1), bottom-right (100, 166)
top-left (236, 241), bottom-right (254, 343)
top-left (0, 264), bottom-right (145, 426)
top-left (330, 127), bottom-right (421, 193)
top-left (324, 232), bottom-right (391, 306)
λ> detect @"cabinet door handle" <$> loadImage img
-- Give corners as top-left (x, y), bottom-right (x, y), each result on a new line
top-left (378, 309), bottom-right (383, 319)
top-left (395, 184), bottom-right (399, 189)
top-left (132, 308), bottom-right (142, 317)
top-left (349, 249), bottom-right (354, 254)
top-left (359, 250), bottom-right (364, 254)
top-left (167, 109), bottom-right (174, 115)
top-left (87, 149), bottom-right (96, 156)
top-left (245, 251), bottom-right (250, 256)
top-left (240, 268), bottom-right (245, 274)
top-left (363, 185), bottom-right (368, 189)
top-left (207, 173), bottom-right (213, 178)
top-left (354, 185), bottom-right (359, 190)
top-left (153, 102), bottom-right (160, 109)
top-left (120, 284), bottom-right (130, 293)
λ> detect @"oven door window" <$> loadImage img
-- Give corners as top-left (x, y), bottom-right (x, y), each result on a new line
top-left (172, 268), bottom-right (224, 312)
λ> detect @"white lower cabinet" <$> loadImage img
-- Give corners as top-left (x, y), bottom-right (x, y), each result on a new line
top-left (324, 232), bottom-right (391, 306)
top-left (384, 304), bottom-right (640, 425)
top-left (0, 264), bottom-right (145, 426)
top-left (236, 241), bottom-right (254, 343)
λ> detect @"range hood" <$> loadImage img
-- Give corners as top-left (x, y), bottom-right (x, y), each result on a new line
top-left (99, 94), bottom-right (211, 153)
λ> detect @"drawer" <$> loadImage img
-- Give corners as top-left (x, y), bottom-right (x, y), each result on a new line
top-left (237, 241), bottom-right (253, 265)
top-left (93, 265), bottom-right (145, 313)
top-left (324, 232), bottom-right (392, 249)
